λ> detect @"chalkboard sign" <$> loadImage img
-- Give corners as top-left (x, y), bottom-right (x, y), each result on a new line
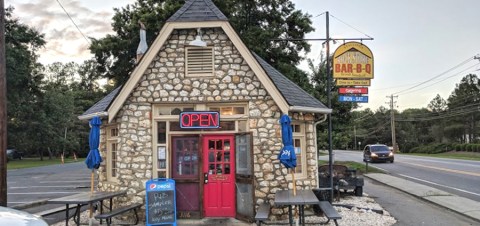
top-left (146, 178), bottom-right (177, 226)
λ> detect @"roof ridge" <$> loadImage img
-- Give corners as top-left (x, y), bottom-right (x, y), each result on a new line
top-left (167, 0), bottom-right (228, 22)
top-left (252, 52), bottom-right (328, 111)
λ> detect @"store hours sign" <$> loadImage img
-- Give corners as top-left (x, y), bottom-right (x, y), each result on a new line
top-left (180, 111), bottom-right (220, 129)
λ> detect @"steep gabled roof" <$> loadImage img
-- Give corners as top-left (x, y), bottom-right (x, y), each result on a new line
top-left (167, 0), bottom-right (228, 22)
top-left (79, 0), bottom-right (331, 121)
top-left (78, 86), bottom-right (121, 120)
top-left (253, 53), bottom-right (329, 111)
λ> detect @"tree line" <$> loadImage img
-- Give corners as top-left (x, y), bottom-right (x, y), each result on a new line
top-left (347, 74), bottom-right (480, 153)
top-left (5, 1), bottom-right (478, 158)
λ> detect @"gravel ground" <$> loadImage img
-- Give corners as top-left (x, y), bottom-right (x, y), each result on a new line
top-left (51, 193), bottom-right (396, 226)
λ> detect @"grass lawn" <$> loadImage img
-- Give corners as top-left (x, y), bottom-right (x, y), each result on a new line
top-left (318, 160), bottom-right (384, 174)
top-left (7, 158), bottom-right (85, 170)
top-left (400, 151), bottom-right (480, 161)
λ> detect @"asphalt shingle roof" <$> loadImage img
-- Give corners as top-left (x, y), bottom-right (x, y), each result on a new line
top-left (252, 53), bottom-right (329, 110)
top-left (80, 86), bottom-right (121, 118)
top-left (167, 0), bottom-right (228, 22)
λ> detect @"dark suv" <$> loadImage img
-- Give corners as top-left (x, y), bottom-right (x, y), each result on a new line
top-left (363, 144), bottom-right (394, 163)
top-left (6, 149), bottom-right (23, 162)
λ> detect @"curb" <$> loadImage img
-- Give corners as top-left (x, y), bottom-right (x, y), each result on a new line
top-left (364, 173), bottom-right (480, 224)
top-left (12, 199), bottom-right (48, 210)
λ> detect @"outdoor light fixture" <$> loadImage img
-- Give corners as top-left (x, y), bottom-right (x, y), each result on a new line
top-left (189, 28), bottom-right (207, 47)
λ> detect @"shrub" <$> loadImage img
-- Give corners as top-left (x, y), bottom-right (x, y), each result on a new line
top-left (454, 144), bottom-right (462, 151)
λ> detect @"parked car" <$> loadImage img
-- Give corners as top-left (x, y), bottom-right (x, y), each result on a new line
top-left (363, 144), bottom-right (394, 163)
top-left (6, 149), bottom-right (23, 162)
top-left (0, 206), bottom-right (48, 226)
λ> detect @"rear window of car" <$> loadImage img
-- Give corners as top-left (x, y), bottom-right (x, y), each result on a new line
top-left (370, 145), bottom-right (389, 152)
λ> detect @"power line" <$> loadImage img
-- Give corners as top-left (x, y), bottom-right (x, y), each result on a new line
top-left (393, 56), bottom-right (476, 95)
top-left (399, 63), bottom-right (480, 96)
top-left (396, 105), bottom-right (480, 121)
top-left (394, 102), bottom-right (480, 118)
top-left (55, 0), bottom-right (90, 45)
top-left (329, 13), bottom-right (373, 39)
top-left (356, 120), bottom-right (390, 137)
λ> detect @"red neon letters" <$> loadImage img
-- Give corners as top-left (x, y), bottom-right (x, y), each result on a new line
top-left (180, 112), bottom-right (219, 128)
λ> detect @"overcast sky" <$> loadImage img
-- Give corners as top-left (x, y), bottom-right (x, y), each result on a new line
top-left (6, 0), bottom-right (480, 111)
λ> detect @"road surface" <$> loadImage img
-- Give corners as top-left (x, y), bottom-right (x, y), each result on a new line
top-left (324, 150), bottom-right (480, 202)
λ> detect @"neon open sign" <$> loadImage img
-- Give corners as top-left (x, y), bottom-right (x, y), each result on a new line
top-left (180, 111), bottom-right (220, 129)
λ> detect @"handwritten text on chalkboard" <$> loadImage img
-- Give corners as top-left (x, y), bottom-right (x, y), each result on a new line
top-left (147, 190), bottom-right (175, 224)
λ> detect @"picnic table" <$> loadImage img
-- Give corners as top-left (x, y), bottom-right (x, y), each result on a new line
top-left (47, 190), bottom-right (127, 226)
top-left (274, 189), bottom-right (320, 226)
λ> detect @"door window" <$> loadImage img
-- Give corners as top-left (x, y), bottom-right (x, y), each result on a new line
top-left (207, 139), bottom-right (231, 175)
top-left (172, 137), bottom-right (199, 178)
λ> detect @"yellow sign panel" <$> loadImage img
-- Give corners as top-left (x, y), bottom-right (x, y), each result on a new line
top-left (336, 79), bottom-right (371, 86)
top-left (333, 42), bottom-right (374, 79)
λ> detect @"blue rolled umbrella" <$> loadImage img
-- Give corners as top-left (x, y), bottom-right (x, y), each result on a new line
top-left (85, 116), bottom-right (102, 224)
top-left (85, 116), bottom-right (102, 170)
top-left (278, 114), bottom-right (296, 168)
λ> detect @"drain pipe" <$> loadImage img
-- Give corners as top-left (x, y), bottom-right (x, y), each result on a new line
top-left (314, 114), bottom-right (328, 189)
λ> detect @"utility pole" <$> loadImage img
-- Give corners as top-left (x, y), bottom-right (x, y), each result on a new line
top-left (0, 0), bottom-right (8, 206)
top-left (387, 95), bottom-right (398, 152)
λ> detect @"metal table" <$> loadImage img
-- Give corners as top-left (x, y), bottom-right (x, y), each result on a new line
top-left (274, 189), bottom-right (320, 226)
top-left (47, 190), bottom-right (127, 226)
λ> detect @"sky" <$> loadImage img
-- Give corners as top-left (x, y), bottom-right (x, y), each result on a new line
top-left (6, 0), bottom-right (480, 111)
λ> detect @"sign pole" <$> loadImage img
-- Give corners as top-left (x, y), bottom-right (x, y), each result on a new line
top-left (325, 11), bottom-right (334, 203)
top-left (271, 11), bottom-right (373, 203)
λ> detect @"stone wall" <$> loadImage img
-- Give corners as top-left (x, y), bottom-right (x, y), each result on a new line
top-left (96, 27), bottom-right (318, 220)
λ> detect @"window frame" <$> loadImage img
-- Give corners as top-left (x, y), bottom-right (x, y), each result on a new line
top-left (106, 125), bottom-right (119, 182)
top-left (288, 122), bottom-right (307, 179)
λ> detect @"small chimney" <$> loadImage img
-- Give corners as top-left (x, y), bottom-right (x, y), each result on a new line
top-left (136, 21), bottom-right (148, 63)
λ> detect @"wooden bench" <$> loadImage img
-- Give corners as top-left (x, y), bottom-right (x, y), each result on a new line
top-left (254, 203), bottom-right (270, 226)
top-left (318, 201), bottom-right (341, 226)
top-left (94, 203), bottom-right (142, 226)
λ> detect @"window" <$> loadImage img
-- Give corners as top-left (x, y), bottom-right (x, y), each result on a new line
top-left (106, 126), bottom-right (119, 181)
top-left (157, 105), bottom-right (195, 116)
top-left (186, 47), bottom-right (214, 77)
top-left (292, 123), bottom-right (306, 176)
top-left (209, 106), bottom-right (245, 116)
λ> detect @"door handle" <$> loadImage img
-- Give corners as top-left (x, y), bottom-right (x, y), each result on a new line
top-left (204, 173), bottom-right (208, 184)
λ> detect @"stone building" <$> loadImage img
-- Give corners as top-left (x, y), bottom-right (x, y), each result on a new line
top-left (79, 0), bottom-right (331, 222)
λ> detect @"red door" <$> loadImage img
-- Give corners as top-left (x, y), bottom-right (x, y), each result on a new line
top-left (203, 135), bottom-right (235, 217)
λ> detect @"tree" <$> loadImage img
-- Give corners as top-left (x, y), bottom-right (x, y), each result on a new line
top-left (308, 58), bottom-right (359, 149)
top-left (89, 0), bottom-right (314, 88)
top-left (427, 94), bottom-right (447, 142)
top-left (447, 74), bottom-right (480, 143)
top-left (5, 7), bottom-right (46, 154)
top-left (427, 94), bottom-right (447, 112)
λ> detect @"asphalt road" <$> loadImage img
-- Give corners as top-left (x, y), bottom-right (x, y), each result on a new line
top-left (325, 150), bottom-right (480, 202)
top-left (7, 161), bottom-right (91, 207)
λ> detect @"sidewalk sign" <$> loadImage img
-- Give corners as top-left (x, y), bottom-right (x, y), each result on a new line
top-left (146, 178), bottom-right (177, 226)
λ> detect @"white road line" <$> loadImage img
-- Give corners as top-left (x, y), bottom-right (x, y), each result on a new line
top-left (38, 180), bottom-right (90, 183)
top-left (398, 174), bottom-right (480, 197)
top-left (9, 185), bottom-right (88, 189)
top-left (8, 192), bottom-right (79, 195)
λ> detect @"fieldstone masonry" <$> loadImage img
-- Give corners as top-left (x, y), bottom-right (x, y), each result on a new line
top-left (96, 28), bottom-right (318, 220)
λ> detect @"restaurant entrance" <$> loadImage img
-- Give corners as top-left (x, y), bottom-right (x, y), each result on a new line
top-left (202, 135), bottom-right (235, 217)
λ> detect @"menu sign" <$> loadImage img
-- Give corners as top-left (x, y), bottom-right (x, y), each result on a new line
top-left (146, 179), bottom-right (177, 226)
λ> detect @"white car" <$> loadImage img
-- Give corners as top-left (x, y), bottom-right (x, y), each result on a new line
top-left (0, 206), bottom-right (48, 226)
